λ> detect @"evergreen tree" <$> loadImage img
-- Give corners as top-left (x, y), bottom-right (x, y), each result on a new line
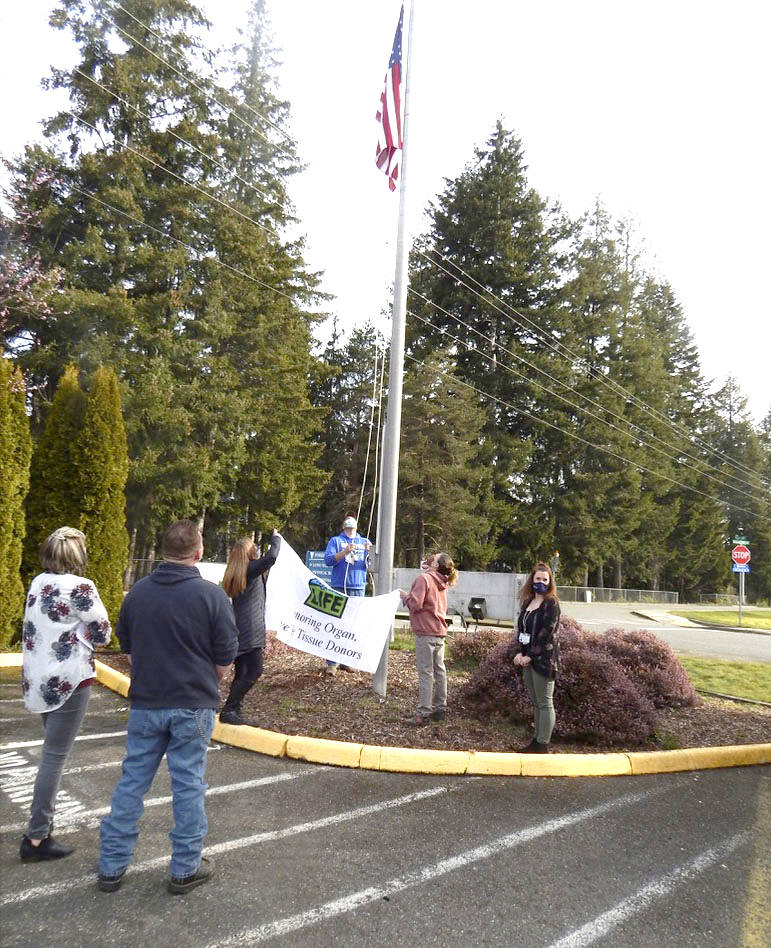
top-left (22, 364), bottom-right (86, 582)
top-left (397, 352), bottom-right (500, 568)
top-left (0, 360), bottom-right (32, 647)
top-left (307, 321), bottom-right (386, 551)
top-left (708, 378), bottom-right (771, 602)
top-left (406, 123), bottom-right (571, 567)
top-left (6, 0), bottom-right (328, 558)
top-left (77, 365), bottom-right (128, 621)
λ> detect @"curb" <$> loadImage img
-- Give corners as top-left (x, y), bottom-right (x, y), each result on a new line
top-left (3, 654), bottom-right (768, 777)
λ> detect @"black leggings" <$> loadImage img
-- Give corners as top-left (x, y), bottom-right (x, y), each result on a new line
top-left (224, 647), bottom-right (263, 710)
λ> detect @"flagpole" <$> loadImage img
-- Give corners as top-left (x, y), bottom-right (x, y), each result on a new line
top-left (373, 0), bottom-right (415, 698)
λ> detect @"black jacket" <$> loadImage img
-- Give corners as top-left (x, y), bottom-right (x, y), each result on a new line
top-left (515, 597), bottom-right (561, 679)
top-left (231, 534), bottom-right (280, 654)
top-left (117, 562), bottom-right (238, 709)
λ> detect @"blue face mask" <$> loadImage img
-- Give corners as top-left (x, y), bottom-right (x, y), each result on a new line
top-left (532, 581), bottom-right (548, 594)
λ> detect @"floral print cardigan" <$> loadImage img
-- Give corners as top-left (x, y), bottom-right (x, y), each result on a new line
top-left (22, 572), bottom-right (112, 713)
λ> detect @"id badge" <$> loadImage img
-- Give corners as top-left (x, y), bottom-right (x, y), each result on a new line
top-left (518, 632), bottom-right (531, 645)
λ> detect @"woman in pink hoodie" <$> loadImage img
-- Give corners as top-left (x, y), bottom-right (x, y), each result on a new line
top-left (400, 553), bottom-right (458, 725)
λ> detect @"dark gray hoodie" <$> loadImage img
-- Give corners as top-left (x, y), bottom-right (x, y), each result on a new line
top-left (117, 563), bottom-right (238, 709)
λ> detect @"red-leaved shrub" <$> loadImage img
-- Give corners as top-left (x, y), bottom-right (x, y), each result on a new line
top-left (448, 626), bottom-right (510, 663)
top-left (599, 629), bottom-right (696, 708)
top-left (460, 618), bottom-right (673, 746)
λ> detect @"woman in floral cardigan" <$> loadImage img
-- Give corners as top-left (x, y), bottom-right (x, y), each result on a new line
top-left (20, 527), bottom-right (111, 862)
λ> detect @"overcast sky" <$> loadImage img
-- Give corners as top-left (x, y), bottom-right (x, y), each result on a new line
top-left (2, 0), bottom-right (769, 423)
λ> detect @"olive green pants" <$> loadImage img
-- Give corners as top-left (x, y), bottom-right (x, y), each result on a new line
top-left (521, 665), bottom-right (555, 744)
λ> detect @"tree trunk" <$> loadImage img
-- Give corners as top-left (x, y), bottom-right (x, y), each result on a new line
top-left (613, 559), bottom-right (622, 590)
top-left (597, 562), bottom-right (604, 589)
top-left (582, 564), bottom-right (589, 586)
top-left (416, 511), bottom-right (425, 566)
top-left (124, 526), bottom-right (138, 591)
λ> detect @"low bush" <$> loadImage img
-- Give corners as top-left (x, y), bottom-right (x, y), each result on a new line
top-left (460, 618), bottom-right (691, 746)
top-left (447, 626), bottom-right (509, 664)
top-left (600, 628), bottom-right (696, 708)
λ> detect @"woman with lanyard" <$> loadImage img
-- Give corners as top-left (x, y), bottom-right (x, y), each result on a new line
top-left (512, 561), bottom-right (561, 753)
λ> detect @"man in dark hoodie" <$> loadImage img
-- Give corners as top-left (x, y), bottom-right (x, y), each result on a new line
top-left (97, 520), bottom-right (237, 895)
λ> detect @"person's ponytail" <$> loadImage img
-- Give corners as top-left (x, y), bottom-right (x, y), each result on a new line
top-left (435, 552), bottom-right (458, 587)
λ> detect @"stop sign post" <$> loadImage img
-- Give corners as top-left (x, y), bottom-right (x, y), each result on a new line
top-left (731, 541), bottom-right (751, 626)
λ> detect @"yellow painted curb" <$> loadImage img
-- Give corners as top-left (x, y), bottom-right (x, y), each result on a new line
top-left (214, 720), bottom-right (288, 758)
top-left (377, 746), bottom-right (471, 775)
top-left (54, 655), bottom-right (769, 778)
top-left (467, 752), bottom-right (522, 776)
top-left (628, 744), bottom-right (771, 774)
top-left (94, 659), bottom-right (130, 698)
top-left (286, 735), bottom-right (363, 768)
top-left (0, 653), bottom-right (23, 668)
top-left (521, 752), bottom-right (632, 778)
top-left (360, 745), bottom-right (382, 770)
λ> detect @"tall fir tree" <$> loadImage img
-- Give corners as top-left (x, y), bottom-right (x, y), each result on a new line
top-left (77, 365), bottom-right (129, 621)
top-left (6, 0), bottom-right (328, 558)
top-left (397, 351), bottom-right (500, 568)
top-left (22, 364), bottom-right (87, 583)
top-left (0, 360), bottom-right (32, 646)
top-left (406, 123), bottom-right (572, 568)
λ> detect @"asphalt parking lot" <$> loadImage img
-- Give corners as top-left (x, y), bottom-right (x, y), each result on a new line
top-left (1, 674), bottom-right (768, 947)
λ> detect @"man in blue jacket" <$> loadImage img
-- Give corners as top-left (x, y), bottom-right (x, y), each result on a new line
top-left (323, 515), bottom-right (371, 674)
top-left (97, 520), bottom-right (237, 895)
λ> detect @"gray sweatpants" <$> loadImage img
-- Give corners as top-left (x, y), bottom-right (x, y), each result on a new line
top-left (27, 685), bottom-right (91, 839)
top-left (414, 635), bottom-right (447, 717)
top-left (521, 665), bottom-right (555, 744)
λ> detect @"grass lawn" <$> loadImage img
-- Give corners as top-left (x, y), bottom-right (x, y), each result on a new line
top-left (673, 609), bottom-right (771, 631)
top-left (679, 657), bottom-right (771, 703)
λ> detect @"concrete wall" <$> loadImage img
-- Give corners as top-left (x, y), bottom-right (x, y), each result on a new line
top-left (394, 569), bottom-right (527, 623)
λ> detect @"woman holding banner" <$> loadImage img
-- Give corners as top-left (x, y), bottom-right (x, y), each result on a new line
top-left (400, 553), bottom-right (458, 726)
top-left (220, 531), bottom-right (281, 725)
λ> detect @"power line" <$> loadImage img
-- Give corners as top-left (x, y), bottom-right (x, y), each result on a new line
top-left (407, 290), bottom-right (771, 508)
top-left (68, 185), bottom-right (297, 303)
top-left (72, 67), bottom-right (282, 212)
top-left (403, 343), bottom-right (769, 525)
top-left (106, 13), bottom-right (296, 162)
top-left (65, 111), bottom-right (277, 241)
top-left (112, 1), bottom-right (297, 148)
top-left (417, 247), bottom-right (770, 491)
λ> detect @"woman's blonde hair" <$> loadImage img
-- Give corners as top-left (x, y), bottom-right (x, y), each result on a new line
top-left (39, 527), bottom-right (87, 575)
top-left (434, 552), bottom-right (458, 587)
top-left (221, 537), bottom-right (256, 598)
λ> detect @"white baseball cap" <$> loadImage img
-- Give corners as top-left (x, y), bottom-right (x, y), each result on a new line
top-left (343, 516), bottom-right (357, 529)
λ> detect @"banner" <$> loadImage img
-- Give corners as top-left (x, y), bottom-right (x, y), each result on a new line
top-left (265, 538), bottom-right (401, 673)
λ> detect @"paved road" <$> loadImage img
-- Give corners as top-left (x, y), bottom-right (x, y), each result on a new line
top-left (1, 676), bottom-right (768, 947)
top-left (561, 603), bottom-right (771, 664)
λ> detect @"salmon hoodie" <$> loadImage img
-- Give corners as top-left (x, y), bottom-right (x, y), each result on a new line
top-left (403, 567), bottom-right (449, 637)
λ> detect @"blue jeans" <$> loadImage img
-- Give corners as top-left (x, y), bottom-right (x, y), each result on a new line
top-left (327, 586), bottom-right (365, 667)
top-left (99, 707), bottom-right (215, 878)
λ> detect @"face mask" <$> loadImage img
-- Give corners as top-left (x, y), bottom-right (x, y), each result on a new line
top-left (532, 581), bottom-right (548, 594)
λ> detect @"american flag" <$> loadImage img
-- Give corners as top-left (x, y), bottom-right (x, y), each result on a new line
top-left (375, 5), bottom-right (404, 192)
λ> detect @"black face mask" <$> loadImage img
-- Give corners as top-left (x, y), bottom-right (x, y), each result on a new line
top-left (532, 581), bottom-right (548, 594)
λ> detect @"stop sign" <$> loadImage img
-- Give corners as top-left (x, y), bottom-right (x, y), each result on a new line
top-left (732, 544), bottom-right (751, 566)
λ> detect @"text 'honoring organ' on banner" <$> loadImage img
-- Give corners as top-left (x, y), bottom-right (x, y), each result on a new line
top-left (264, 539), bottom-right (401, 673)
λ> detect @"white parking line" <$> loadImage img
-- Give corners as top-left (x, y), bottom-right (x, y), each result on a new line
top-left (0, 783), bottom-right (456, 906)
top-left (0, 769), bottom-right (314, 835)
top-left (206, 788), bottom-right (659, 946)
top-left (1, 731), bottom-right (127, 750)
top-left (548, 832), bottom-right (749, 948)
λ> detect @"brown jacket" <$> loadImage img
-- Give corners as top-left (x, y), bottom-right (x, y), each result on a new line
top-left (404, 568), bottom-right (449, 637)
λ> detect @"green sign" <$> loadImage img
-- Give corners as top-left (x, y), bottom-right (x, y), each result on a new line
top-left (304, 582), bottom-right (348, 618)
